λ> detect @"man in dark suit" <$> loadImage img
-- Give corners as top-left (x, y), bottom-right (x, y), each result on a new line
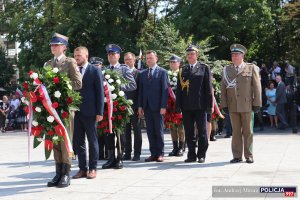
top-left (102, 44), bottom-right (137, 170)
top-left (72, 46), bottom-right (104, 179)
top-left (138, 50), bottom-right (169, 162)
top-left (176, 45), bottom-right (213, 163)
top-left (275, 75), bottom-right (288, 129)
top-left (123, 52), bottom-right (142, 161)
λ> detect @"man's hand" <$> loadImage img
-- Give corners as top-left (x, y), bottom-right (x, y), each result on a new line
top-left (96, 115), bottom-right (103, 122)
top-left (138, 108), bottom-right (144, 118)
top-left (160, 108), bottom-right (166, 115)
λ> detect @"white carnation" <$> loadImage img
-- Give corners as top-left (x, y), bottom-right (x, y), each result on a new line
top-left (105, 74), bottom-right (111, 80)
top-left (111, 94), bottom-right (117, 99)
top-left (52, 136), bottom-right (59, 141)
top-left (32, 120), bottom-right (39, 127)
top-left (30, 72), bottom-right (38, 79)
top-left (35, 107), bottom-right (42, 112)
top-left (173, 72), bottom-right (178, 77)
top-left (67, 84), bottom-right (72, 90)
top-left (128, 99), bottom-right (133, 104)
top-left (52, 67), bottom-right (59, 73)
top-left (24, 100), bottom-right (29, 105)
top-left (172, 77), bottom-right (177, 82)
top-left (168, 71), bottom-right (172, 75)
top-left (109, 85), bottom-right (115, 91)
top-left (108, 78), bottom-right (114, 83)
top-left (102, 70), bottom-right (106, 75)
top-left (47, 116), bottom-right (55, 123)
top-left (54, 91), bottom-right (61, 98)
top-left (116, 79), bottom-right (121, 85)
top-left (118, 91), bottom-right (125, 97)
top-left (21, 97), bottom-right (26, 102)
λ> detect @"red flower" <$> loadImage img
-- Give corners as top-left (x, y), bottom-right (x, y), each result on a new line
top-left (66, 97), bottom-right (73, 104)
top-left (31, 126), bottom-right (43, 137)
top-left (113, 101), bottom-right (119, 106)
top-left (52, 102), bottom-right (59, 109)
top-left (120, 106), bottom-right (126, 111)
top-left (23, 82), bottom-right (28, 90)
top-left (117, 115), bottom-right (123, 120)
top-left (61, 111), bottom-right (68, 119)
top-left (28, 70), bottom-right (34, 76)
top-left (45, 139), bottom-right (53, 151)
top-left (37, 95), bottom-right (44, 101)
top-left (113, 108), bottom-right (117, 112)
top-left (111, 116), bottom-right (116, 121)
top-left (24, 106), bottom-right (29, 114)
top-left (53, 77), bottom-right (60, 84)
top-left (23, 91), bottom-right (27, 97)
top-left (47, 130), bottom-right (55, 136)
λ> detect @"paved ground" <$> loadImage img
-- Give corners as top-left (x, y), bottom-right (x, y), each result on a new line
top-left (0, 126), bottom-right (299, 200)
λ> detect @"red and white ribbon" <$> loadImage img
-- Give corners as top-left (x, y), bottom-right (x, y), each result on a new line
top-left (104, 81), bottom-right (113, 133)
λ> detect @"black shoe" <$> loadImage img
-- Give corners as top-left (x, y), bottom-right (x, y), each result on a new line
top-left (132, 155), bottom-right (140, 161)
top-left (230, 158), bottom-right (242, 163)
top-left (47, 163), bottom-right (62, 187)
top-left (122, 154), bottom-right (131, 160)
top-left (114, 157), bottom-right (123, 169)
top-left (246, 158), bottom-right (254, 164)
top-left (224, 135), bottom-right (231, 138)
top-left (56, 163), bottom-right (71, 188)
top-left (169, 141), bottom-right (179, 156)
top-left (102, 150), bottom-right (116, 169)
top-left (210, 136), bottom-right (217, 141)
top-left (184, 158), bottom-right (197, 163)
top-left (198, 157), bottom-right (205, 163)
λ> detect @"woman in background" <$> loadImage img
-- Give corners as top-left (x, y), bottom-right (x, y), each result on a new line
top-left (266, 82), bottom-right (278, 128)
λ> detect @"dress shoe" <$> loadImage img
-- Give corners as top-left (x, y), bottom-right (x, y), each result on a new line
top-left (57, 163), bottom-right (71, 188)
top-left (246, 158), bottom-right (254, 164)
top-left (145, 156), bottom-right (157, 162)
top-left (114, 157), bottom-right (123, 169)
top-left (210, 136), bottom-right (217, 141)
top-left (122, 154), bottom-right (131, 160)
top-left (156, 156), bottom-right (164, 162)
top-left (198, 157), bottom-right (205, 163)
top-left (47, 163), bottom-right (62, 187)
top-left (87, 169), bottom-right (97, 179)
top-left (224, 135), bottom-right (231, 138)
top-left (230, 158), bottom-right (242, 163)
top-left (184, 158), bottom-right (197, 163)
top-left (72, 170), bottom-right (87, 179)
top-left (132, 155), bottom-right (140, 161)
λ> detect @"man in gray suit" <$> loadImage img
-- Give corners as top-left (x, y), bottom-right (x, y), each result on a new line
top-left (275, 75), bottom-right (288, 129)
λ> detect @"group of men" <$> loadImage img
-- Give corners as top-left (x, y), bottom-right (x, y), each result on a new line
top-left (44, 33), bottom-right (262, 188)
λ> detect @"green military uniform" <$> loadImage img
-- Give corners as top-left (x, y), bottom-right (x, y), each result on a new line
top-left (221, 44), bottom-right (261, 163)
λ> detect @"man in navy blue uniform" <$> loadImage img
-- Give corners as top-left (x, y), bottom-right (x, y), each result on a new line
top-left (176, 45), bottom-right (213, 163)
top-left (138, 50), bottom-right (169, 162)
top-left (72, 46), bottom-right (104, 179)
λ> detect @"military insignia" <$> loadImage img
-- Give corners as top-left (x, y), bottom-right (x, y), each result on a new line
top-left (179, 68), bottom-right (190, 93)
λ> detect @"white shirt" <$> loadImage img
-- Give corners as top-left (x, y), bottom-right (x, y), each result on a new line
top-left (10, 98), bottom-right (20, 110)
top-left (54, 54), bottom-right (64, 62)
top-left (78, 62), bottom-right (88, 76)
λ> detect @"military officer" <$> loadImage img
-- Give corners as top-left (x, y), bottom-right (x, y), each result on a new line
top-left (45, 33), bottom-right (82, 187)
top-left (168, 55), bottom-right (185, 157)
top-left (221, 44), bottom-right (261, 164)
top-left (176, 45), bottom-right (213, 163)
top-left (102, 44), bottom-right (137, 169)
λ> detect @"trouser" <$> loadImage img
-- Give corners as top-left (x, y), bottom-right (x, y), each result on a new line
top-left (0, 113), bottom-right (6, 129)
top-left (170, 126), bottom-right (185, 142)
top-left (73, 112), bottom-right (99, 170)
top-left (225, 113), bottom-right (232, 136)
top-left (182, 110), bottom-right (208, 159)
top-left (276, 103), bottom-right (288, 127)
top-left (124, 111), bottom-right (142, 156)
top-left (230, 112), bottom-right (253, 159)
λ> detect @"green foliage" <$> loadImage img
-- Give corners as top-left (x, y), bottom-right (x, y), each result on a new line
top-left (0, 48), bottom-right (14, 89)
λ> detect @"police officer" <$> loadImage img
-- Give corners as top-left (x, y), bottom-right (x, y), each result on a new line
top-left (221, 44), bottom-right (261, 164)
top-left (45, 33), bottom-right (82, 187)
top-left (90, 57), bottom-right (104, 68)
top-left (168, 55), bottom-right (185, 157)
top-left (176, 45), bottom-right (213, 163)
top-left (102, 44), bottom-right (136, 169)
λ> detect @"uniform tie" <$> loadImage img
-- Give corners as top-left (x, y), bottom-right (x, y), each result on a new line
top-left (148, 68), bottom-right (153, 80)
top-left (190, 64), bottom-right (193, 71)
top-left (110, 65), bottom-right (114, 70)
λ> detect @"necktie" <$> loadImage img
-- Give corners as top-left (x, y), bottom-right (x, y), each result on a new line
top-left (79, 67), bottom-right (83, 74)
top-left (190, 65), bottom-right (193, 71)
top-left (111, 65), bottom-right (114, 70)
top-left (148, 68), bottom-right (152, 80)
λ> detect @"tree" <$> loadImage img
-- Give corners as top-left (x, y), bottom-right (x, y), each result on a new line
top-left (0, 48), bottom-right (14, 89)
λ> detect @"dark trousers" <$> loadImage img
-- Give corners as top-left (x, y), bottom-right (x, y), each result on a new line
top-left (0, 113), bottom-right (6, 128)
top-left (73, 112), bottom-right (99, 170)
top-left (124, 112), bottom-right (142, 156)
top-left (182, 110), bottom-right (208, 159)
top-left (276, 103), bottom-right (288, 127)
top-left (98, 134), bottom-right (106, 157)
top-left (144, 109), bottom-right (164, 157)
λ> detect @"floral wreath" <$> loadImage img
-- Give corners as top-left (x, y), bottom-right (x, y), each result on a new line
top-left (97, 69), bottom-right (133, 135)
top-left (23, 66), bottom-right (81, 159)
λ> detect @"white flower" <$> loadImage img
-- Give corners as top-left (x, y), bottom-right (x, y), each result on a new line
top-left (168, 71), bottom-right (172, 75)
top-left (104, 98), bottom-right (107, 103)
top-left (128, 99), bottom-right (133, 105)
top-left (32, 120), bottom-right (39, 127)
top-left (37, 138), bottom-right (43, 142)
top-left (111, 94), bottom-right (117, 99)
top-left (169, 81), bottom-right (174, 85)
top-left (172, 77), bottom-right (177, 82)
top-left (47, 116), bottom-right (55, 123)
top-left (54, 91), bottom-right (61, 98)
top-left (172, 86), bottom-right (176, 90)
top-left (52, 136), bottom-right (59, 141)
top-left (102, 70), bottom-right (105, 75)
top-left (173, 72), bottom-right (178, 77)
top-left (116, 79), bottom-right (121, 85)
top-left (52, 67), bottom-right (59, 73)
top-left (108, 78), bottom-right (114, 83)
top-left (109, 85), bottom-right (115, 91)
top-left (33, 80), bottom-right (39, 86)
top-left (35, 107), bottom-right (42, 112)
top-left (105, 74), bottom-right (111, 80)
top-left (21, 97), bottom-right (26, 102)
top-left (67, 84), bottom-right (72, 90)
top-left (30, 72), bottom-right (38, 79)
top-left (118, 91), bottom-right (125, 97)
top-left (24, 100), bottom-right (29, 105)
